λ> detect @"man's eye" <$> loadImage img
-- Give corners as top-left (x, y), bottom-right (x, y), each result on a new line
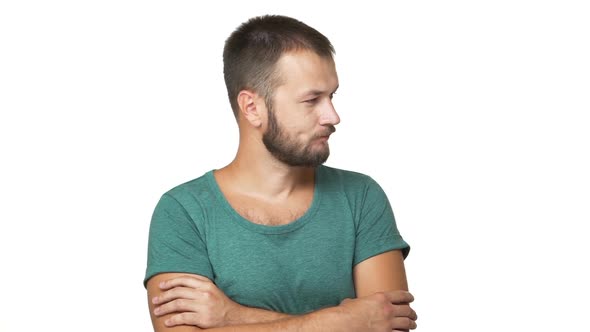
top-left (305, 98), bottom-right (319, 104)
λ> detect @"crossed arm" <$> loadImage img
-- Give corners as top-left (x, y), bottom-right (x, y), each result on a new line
top-left (146, 250), bottom-right (417, 331)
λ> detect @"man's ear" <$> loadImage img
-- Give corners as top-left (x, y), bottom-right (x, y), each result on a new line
top-left (237, 90), bottom-right (264, 128)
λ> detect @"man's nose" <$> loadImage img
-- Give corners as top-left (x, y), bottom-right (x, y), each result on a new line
top-left (319, 100), bottom-right (340, 126)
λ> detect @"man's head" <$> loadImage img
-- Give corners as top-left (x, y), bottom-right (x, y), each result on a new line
top-left (223, 15), bottom-right (340, 167)
top-left (223, 15), bottom-right (334, 118)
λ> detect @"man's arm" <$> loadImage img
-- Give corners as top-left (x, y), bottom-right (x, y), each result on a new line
top-left (353, 249), bottom-right (416, 332)
top-left (353, 249), bottom-right (409, 297)
top-left (147, 272), bottom-right (416, 332)
top-left (148, 273), bottom-right (291, 330)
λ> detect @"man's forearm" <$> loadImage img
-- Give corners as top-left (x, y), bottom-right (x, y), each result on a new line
top-left (227, 305), bottom-right (292, 325)
top-left (206, 306), bottom-right (346, 332)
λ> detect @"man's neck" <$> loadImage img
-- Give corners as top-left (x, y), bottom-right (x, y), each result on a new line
top-left (216, 156), bottom-right (315, 202)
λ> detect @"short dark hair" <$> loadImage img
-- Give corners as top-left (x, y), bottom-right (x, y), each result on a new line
top-left (223, 15), bottom-right (335, 118)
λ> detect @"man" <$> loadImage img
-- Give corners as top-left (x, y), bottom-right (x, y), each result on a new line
top-left (145, 15), bottom-right (417, 331)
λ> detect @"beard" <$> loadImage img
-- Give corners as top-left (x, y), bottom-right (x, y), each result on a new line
top-left (262, 103), bottom-right (335, 167)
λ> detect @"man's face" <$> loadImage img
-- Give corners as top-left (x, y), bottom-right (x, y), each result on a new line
top-left (262, 50), bottom-right (340, 167)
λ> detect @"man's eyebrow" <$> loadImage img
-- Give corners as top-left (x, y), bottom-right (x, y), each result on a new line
top-left (299, 85), bottom-right (339, 98)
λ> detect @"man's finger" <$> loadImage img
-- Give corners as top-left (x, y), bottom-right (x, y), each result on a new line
top-left (391, 304), bottom-right (418, 320)
top-left (390, 316), bottom-right (417, 330)
top-left (154, 298), bottom-right (199, 316)
top-left (153, 286), bottom-right (199, 304)
top-left (384, 290), bottom-right (414, 304)
top-left (159, 275), bottom-right (211, 290)
top-left (165, 312), bottom-right (200, 327)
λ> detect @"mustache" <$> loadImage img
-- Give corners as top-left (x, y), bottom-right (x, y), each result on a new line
top-left (316, 125), bottom-right (336, 138)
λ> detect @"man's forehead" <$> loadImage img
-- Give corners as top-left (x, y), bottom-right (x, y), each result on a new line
top-left (275, 50), bottom-right (338, 93)
top-left (276, 49), bottom-right (335, 71)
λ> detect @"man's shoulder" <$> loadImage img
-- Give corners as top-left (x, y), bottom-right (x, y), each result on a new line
top-left (160, 170), bottom-right (215, 204)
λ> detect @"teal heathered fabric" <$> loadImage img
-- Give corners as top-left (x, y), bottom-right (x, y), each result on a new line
top-left (144, 165), bottom-right (409, 315)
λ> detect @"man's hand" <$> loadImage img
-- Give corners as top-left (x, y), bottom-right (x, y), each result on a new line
top-left (338, 290), bottom-right (417, 332)
top-left (151, 274), bottom-right (242, 328)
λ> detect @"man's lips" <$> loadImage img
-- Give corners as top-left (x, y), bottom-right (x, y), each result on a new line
top-left (316, 134), bottom-right (331, 141)
top-left (318, 127), bottom-right (336, 138)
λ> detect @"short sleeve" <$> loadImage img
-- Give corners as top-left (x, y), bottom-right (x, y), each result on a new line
top-left (353, 177), bottom-right (410, 266)
top-left (144, 193), bottom-right (213, 287)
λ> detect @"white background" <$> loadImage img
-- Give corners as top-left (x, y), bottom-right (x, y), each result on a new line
top-left (1, 1), bottom-right (589, 331)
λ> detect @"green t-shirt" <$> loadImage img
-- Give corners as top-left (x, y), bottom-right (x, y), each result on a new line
top-left (144, 165), bottom-right (409, 315)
